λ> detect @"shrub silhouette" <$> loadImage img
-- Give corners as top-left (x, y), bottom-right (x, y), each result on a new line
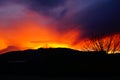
top-left (83, 34), bottom-right (120, 53)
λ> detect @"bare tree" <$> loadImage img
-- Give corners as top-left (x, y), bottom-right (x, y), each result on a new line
top-left (82, 34), bottom-right (120, 54)
top-left (111, 34), bottom-right (120, 53)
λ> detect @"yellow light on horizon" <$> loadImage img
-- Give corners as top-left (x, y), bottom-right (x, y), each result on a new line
top-left (24, 41), bottom-right (70, 49)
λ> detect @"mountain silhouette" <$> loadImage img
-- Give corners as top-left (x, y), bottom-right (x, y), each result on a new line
top-left (0, 46), bottom-right (20, 54)
top-left (0, 48), bottom-right (119, 76)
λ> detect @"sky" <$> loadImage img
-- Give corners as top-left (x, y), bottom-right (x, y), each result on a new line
top-left (0, 0), bottom-right (120, 53)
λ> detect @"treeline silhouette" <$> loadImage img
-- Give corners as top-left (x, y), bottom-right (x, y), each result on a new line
top-left (0, 48), bottom-right (120, 76)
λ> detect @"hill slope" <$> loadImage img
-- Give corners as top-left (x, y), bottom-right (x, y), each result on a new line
top-left (0, 48), bottom-right (119, 76)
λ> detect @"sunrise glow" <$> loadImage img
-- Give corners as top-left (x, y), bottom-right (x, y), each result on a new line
top-left (0, 0), bottom-right (119, 54)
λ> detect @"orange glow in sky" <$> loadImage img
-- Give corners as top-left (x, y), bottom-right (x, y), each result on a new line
top-left (0, 10), bottom-right (119, 54)
top-left (0, 12), bottom-right (84, 54)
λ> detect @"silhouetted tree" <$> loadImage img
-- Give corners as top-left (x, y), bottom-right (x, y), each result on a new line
top-left (111, 34), bottom-right (120, 53)
top-left (83, 34), bottom-right (120, 54)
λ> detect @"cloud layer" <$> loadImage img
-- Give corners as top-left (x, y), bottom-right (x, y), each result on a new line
top-left (0, 0), bottom-right (120, 37)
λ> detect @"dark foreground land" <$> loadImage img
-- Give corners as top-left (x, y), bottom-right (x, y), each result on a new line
top-left (0, 48), bottom-right (120, 78)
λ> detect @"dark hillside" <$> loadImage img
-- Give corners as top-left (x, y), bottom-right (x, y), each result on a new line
top-left (0, 48), bottom-right (119, 76)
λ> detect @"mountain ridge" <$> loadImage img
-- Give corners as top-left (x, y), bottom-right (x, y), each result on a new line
top-left (0, 48), bottom-right (119, 76)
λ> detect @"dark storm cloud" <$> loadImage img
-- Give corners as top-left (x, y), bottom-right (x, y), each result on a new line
top-left (0, 0), bottom-right (7, 5)
top-left (0, 0), bottom-right (66, 10)
top-left (22, 0), bottom-right (66, 18)
top-left (29, 0), bottom-right (65, 8)
top-left (0, 0), bottom-right (4, 3)
top-left (73, 0), bottom-right (120, 38)
top-left (0, 0), bottom-right (120, 38)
